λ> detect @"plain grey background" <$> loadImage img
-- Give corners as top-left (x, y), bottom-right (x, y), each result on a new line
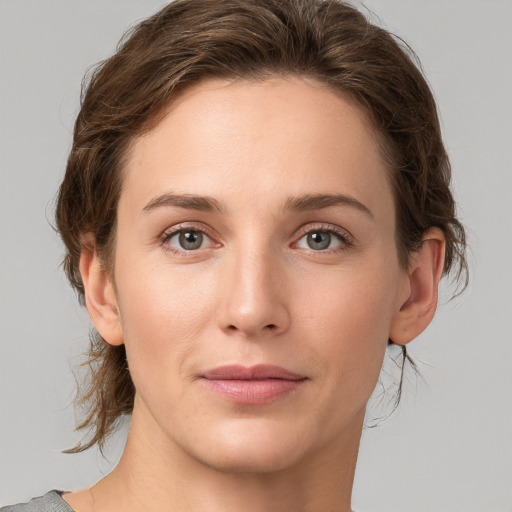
top-left (1, 1), bottom-right (511, 511)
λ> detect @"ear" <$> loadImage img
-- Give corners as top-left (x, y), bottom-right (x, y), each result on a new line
top-left (79, 236), bottom-right (124, 346)
top-left (390, 227), bottom-right (446, 346)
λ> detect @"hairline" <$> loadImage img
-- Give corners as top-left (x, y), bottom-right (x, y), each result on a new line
top-left (97, 72), bottom-right (408, 283)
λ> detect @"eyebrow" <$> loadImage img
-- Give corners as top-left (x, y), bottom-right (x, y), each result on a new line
top-left (142, 191), bottom-right (373, 219)
top-left (143, 192), bottom-right (224, 214)
top-left (285, 193), bottom-right (373, 219)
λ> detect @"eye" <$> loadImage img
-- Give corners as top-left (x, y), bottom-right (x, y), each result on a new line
top-left (295, 228), bottom-right (350, 252)
top-left (164, 228), bottom-right (212, 251)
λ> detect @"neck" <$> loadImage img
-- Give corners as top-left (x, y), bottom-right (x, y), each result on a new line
top-left (77, 404), bottom-right (364, 512)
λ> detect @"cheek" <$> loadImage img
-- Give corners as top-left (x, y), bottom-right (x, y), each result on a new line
top-left (114, 260), bottom-right (219, 392)
top-left (295, 262), bottom-right (400, 393)
top-left (294, 274), bottom-right (389, 430)
top-left (298, 263), bottom-right (397, 341)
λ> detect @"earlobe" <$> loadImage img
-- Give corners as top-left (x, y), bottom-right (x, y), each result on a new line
top-left (79, 237), bottom-right (124, 346)
top-left (390, 227), bottom-right (446, 346)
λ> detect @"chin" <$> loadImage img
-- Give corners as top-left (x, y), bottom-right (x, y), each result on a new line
top-left (197, 446), bottom-right (304, 475)
top-left (185, 419), bottom-right (313, 474)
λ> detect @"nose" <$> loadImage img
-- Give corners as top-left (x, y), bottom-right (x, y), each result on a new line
top-left (216, 245), bottom-right (291, 338)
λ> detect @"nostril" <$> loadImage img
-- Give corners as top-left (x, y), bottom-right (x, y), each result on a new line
top-left (226, 323), bottom-right (277, 332)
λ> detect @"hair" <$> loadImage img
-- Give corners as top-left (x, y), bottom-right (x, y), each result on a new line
top-left (56, 0), bottom-right (467, 452)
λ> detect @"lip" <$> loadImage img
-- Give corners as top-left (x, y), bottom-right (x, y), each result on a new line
top-left (200, 364), bottom-right (307, 405)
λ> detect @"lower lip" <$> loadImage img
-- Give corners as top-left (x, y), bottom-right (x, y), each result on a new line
top-left (201, 378), bottom-right (306, 405)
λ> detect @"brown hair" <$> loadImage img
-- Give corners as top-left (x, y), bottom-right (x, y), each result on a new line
top-left (56, 0), bottom-right (467, 452)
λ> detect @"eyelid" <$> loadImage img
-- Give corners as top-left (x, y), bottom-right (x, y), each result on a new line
top-left (159, 222), bottom-right (221, 252)
top-left (158, 221), bottom-right (353, 254)
top-left (292, 222), bottom-right (354, 250)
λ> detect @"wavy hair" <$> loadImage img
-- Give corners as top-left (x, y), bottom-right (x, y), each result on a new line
top-left (56, 0), bottom-right (467, 452)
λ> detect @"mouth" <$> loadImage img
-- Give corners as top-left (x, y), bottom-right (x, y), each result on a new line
top-left (200, 364), bottom-right (308, 405)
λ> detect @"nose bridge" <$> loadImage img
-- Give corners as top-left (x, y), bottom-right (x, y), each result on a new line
top-left (218, 239), bottom-right (290, 337)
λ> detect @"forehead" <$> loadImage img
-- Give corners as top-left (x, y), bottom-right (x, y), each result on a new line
top-left (121, 76), bottom-right (393, 220)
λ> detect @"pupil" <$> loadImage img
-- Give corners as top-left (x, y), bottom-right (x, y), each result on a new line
top-left (179, 231), bottom-right (203, 250)
top-left (307, 231), bottom-right (330, 250)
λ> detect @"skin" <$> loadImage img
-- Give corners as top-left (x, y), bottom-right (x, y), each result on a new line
top-left (67, 76), bottom-right (445, 512)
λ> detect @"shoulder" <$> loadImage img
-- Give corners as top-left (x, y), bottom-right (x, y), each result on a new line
top-left (1, 491), bottom-right (74, 512)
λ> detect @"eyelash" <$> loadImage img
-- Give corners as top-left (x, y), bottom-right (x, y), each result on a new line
top-left (160, 223), bottom-right (219, 256)
top-left (159, 222), bottom-right (353, 256)
top-left (293, 223), bottom-right (354, 254)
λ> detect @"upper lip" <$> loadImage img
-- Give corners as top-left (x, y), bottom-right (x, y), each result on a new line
top-left (201, 364), bottom-right (306, 381)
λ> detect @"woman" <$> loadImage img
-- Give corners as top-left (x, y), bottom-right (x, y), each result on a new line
top-left (1, 0), bottom-right (467, 510)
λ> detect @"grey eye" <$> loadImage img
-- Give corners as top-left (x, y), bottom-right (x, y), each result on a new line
top-left (296, 229), bottom-right (346, 251)
top-left (306, 231), bottom-right (332, 250)
top-left (179, 230), bottom-right (203, 250)
top-left (168, 230), bottom-right (205, 250)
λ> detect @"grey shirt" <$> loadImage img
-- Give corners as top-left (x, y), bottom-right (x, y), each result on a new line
top-left (1, 491), bottom-right (73, 512)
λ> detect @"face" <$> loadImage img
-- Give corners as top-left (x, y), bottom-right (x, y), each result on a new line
top-left (107, 77), bottom-right (410, 472)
